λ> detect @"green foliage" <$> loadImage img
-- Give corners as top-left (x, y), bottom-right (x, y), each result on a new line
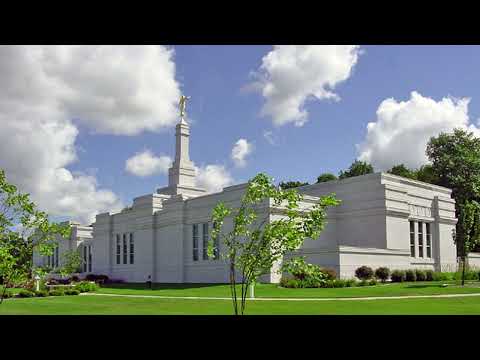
top-left (58, 249), bottom-right (83, 277)
top-left (281, 257), bottom-right (327, 283)
top-left (415, 164), bottom-right (439, 184)
top-left (426, 129), bottom-right (480, 267)
top-left (34, 290), bottom-right (49, 297)
top-left (316, 173), bottom-right (338, 183)
top-left (432, 272), bottom-right (454, 281)
top-left (74, 281), bottom-right (98, 293)
top-left (320, 268), bottom-right (337, 280)
top-left (210, 172), bottom-right (340, 315)
top-left (64, 289), bottom-right (80, 296)
top-left (339, 160), bottom-right (374, 179)
top-left (0, 169), bottom-right (71, 303)
top-left (48, 289), bottom-right (65, 296)
top-left (375, 267), bottom-right (390, 282)
top-left (357, 280), bottom-right (369, 287)
top-left (415, 269), bottom-right (427, 281)
top-left (388, 164), bottom-right (417, 180)
top-left (17, 289), bottom-right (35, 298)
top-left (369, 278), bottom-right (378, 286)
top-left (278, 181), bottom-right (309, 190)
top-left (405, 269), bottom-right (416, 282)
top-left (391, 270), bottom-right (406, 283)
top-left (355, 266), bottom-right (374, 280)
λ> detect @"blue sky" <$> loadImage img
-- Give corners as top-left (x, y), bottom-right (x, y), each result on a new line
top-left (2, 45), bottom-right (480, 223)
top-left (70, 45), bottom-right (480, 206)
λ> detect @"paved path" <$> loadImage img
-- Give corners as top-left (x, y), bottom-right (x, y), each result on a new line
top-left (83, 292), bottom-right (480, 302)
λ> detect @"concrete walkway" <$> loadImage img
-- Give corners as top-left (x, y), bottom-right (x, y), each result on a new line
top-left (83, 292), bottom-right (480, 302)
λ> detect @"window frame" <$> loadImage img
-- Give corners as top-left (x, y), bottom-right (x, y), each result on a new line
top-left (116, 234), bottom-right (121, 265)
top-left (192, 224), bottom-right (199, 261)
top-left (123, 233), bottom-right (127, 265)
top-left (202, 223), bottom-right (209, 260)
top-left (426, 222), bottom-right (432, 258)
top-left (418, 221), bottom-right (424, 258)
top-left (129, 233), bottom-right (134, 265)
top-left (409, 220), bottom-right (415, 257)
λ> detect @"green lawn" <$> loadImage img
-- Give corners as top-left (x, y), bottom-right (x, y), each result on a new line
top-left (2, 281), bottom-right (480, 315)
top-left (1, 294), bottom-right (480, 315)
top-left (96, 281), bottom-right (480, 298)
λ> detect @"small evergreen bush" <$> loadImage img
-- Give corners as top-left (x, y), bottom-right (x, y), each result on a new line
top-left (405, 269), bottom-right (416, 282)
top-left (375, 267), bottom-right (390, 282)
top-left (17, 289), bottom-right (35, 298)
top-left (355, 266), bottom-right (374, 280)
top-left (49, 289), bottom-right (65, 296)
top-left (391, 270), bottom-right (406, 282)
top-left (415, 269), bottom-right (427, 281)
top-left (345, 279), bottom-right (357, 287)
top-left (432, 272), bottom-right (453, 281)
top-left (369, 278), bottom-right (378, 286)
top-left (75, 281), bottom-right (98, 293)
top-left (357, 280), bottom-right (369, 287)
top-left (64, 289), bottom-right (80, 296)
top-left (34, 290), bottom-right (49, 297)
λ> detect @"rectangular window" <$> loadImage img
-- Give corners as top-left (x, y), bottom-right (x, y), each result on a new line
top-left (116, 234), bottom-right (121, 265)
top-left (55, 247), bottom-right (59, 268)
top-left (129, 233), bottom-right (134, 265)
top-left (418, 221), bottom-right (424, 258)
top-left (193, 224), bottom-right (199, 261)
top-left (213, 221), bottom-right (220, 260)
top-left (426, 223), bottom-right (432, 258)
top-left (409, 221), bottom-right (415, 257)
top-left (83, 246), bottom-right (88, 272)
top-left (88, 245), bottom-right (92, 272)
top-left (123, 234), bottom-right (127, 264)
top-left (202, 223), bottom-right (209, 260)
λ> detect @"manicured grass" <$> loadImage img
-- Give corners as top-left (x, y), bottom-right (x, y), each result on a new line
top-left (96, 281), bottom-right (480, 298)
top-left (1, 294), bottom-right (480, 315)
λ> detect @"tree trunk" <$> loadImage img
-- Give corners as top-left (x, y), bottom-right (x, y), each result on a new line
top-left (229, 259), bottom-right (238, 315)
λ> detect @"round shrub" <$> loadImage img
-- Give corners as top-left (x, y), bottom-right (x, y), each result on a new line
top-left (405, 269), bottom-right (417, 282)
top-left (64, 289), bottom-right (80, 296)
top-left (34, 290), bottom-right (49, 297)
top-left (369, 278), bottom-right (378, 286)
top-left (415, 269), bottom-right (427, 281)
top-left (75, 281), bottom-right (98, 293)
top-left (320, 268), bottom-right (337, 280)
top-left (425, 270), bottom-right (434, 281)
top-left (48, 289), bottom-right (65, 296)
top-left (375, 267), bottom-right (390, 282)
top-left (355, 266), bottom-right (374, 280)
top-left (17, 289), bottom-right (35, 298)
top-left (70, 275), bottom-right (80, 282)
top-left (391, 270), bottom-right (406, 283)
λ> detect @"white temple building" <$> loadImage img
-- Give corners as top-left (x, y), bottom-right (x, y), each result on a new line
top-left (34, 100), bottom-right (480, 282)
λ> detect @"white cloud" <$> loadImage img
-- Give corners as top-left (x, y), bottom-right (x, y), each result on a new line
top-left (125, 150), bottom-right (172, 177)
top-left (231, 138), bottom-right (253, 168)
top-left (250, 45), bottom-right (361, 127)
top-left (0, 45), bottom-right (181, 136)
top-left (357, 91), bottom-right (480, 170)
top-left (195, 165), bottom-right (234, 193)
top-left (0, 46), bottom-right (180, 223)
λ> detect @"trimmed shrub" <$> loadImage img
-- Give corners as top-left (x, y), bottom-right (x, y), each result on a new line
top-left (355, 266), bottom-right (374, 280)
top-left (34, 290), bottom-right (49, 297)
top-left (405, 269), bottom-right (417, 282)
top-left (75, 281), bottom-right (98, 293)
top-left (64, 289), bottom-right (80, 296)
top-left (369, 278), bottom-right (378, 286)
top-left (391, 270), bottom-right (406, 283)
top-left (70, 275), bottom-right (80, 282)
top-left (425, 270), bottom-right (434, 281)
top-left (432, 272), bottom-right (454, 281)
top-left (453, 270), bottom-right (479, 281)
top-left (345, 279), bottom-right (357, 287)
top-left (49, 289), bottom-right (65, 296)
top-left (17, 289), bottom-right (35, 298)
top-left (478, 271), bottom-right (480, 281)
top-left (320, 268), bottom-right (337, 280)
top-left (375, 267), bottom-right (390, 282)
top-left (85, 274), bottom-right (109, 283)
top-left (415, 269), bottom-right (427, 281)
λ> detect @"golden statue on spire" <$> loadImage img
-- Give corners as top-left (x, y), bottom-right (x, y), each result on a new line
top-left (179, 95), bottom-right (191, 119)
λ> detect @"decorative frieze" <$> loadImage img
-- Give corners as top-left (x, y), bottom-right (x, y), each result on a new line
top-left (408, 204), bottom-right (432, 217)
